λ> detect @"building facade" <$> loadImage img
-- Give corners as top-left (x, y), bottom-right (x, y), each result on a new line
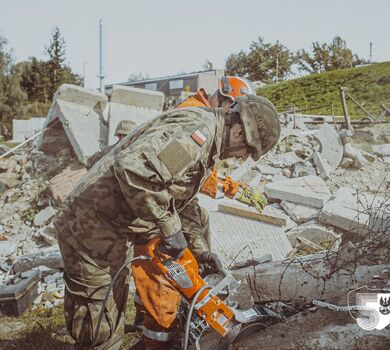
top-left (106, 69), bottom-right (224, 106)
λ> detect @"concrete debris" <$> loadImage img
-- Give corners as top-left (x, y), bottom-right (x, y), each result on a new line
top-left (372, 143), bottom-right (390, 157)
top-left (319, 187), bottom-right (387, 234)
top-left (383, 156), bottom-right (390, 164)
top-left (256, 163), bottom-right (281, 175)
top-left (49, 165), bottom-right (87, 204)
top-left (281, 201), bottom-right (320, 223)
top-left (312, 150), bottom-right (332, 179)
top-left (292, 161), bottom-right (317, 178)
top-left (107, 85), bottom-right (164, 144)
top-left (228, 156), bottom-right (256, 182)
top-left (313, 123), bottom-right (344, 170)
top-left (286, 222), bottom-right (340, 248)
top-left (12, 249), bottom-right (63, 273)
top-left (343, 143), bottom-right (367, 169)
top-left (0, 172), bottom-right (21, 193)
top-left (39, 84), bottom-right (108, 165)
top-left (265, 175), bottom-right (331, 208)
top-left (33, 207), bottom-right (56, 227)
top-left (273, 151), bottom-right (302, 168)
top-left (263, 205), bottom-right (298, 232)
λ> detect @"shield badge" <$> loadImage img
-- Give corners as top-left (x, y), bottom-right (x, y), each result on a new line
top-left (348, 285), bottom-right (390, 330)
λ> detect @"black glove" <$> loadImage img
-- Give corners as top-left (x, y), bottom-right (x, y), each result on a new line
top-left (196, 251), bottom-right (224, 275)
top-left (159, 230), bottom-right (188, 259)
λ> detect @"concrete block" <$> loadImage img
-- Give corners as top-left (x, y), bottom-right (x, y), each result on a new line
top-left (265, 175), bottom-right (331, 209)
top-left (286, 222), bottom-right (340, 247)
top-left (256, 163), bottom-right (282, 175)
top-left (312, 150), bottom-right (332, 179)
top-left (281, 201), bottom-right (320, 223)
top-left (313, 123), bottom-right (343, 170)
top-left (54, 83), bottom-right (108, 112)
top-left (383, 157), bottom-right (390, 164)
top-left (49, 165), bottom-right (87, 204)
top-left (228, 156), bottom-right (256, 181)
top-left (38, 84), bottom-right (109, 164)
top-left (372, 144), bottom-right (390, 157)
top-left (108, 103), bottom-right (160, 144)
top-left (273, 151), bottom-right (302, 168)
top-left (33, 207), bottom-right (56, 227)
top-left (0, 173), bottom-right (21, 193)
top-left (110, 85), bottom-right (164, 110)
top-left (12, 118), bottom-right (46, 142)
top-left (263, 205), bottom-right (297, 231)
top-left (319, 187), bottom-right (387, 234)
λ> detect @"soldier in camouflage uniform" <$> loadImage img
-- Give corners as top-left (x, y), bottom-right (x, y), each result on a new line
top-left (54, 95), bottom-right (280, 350)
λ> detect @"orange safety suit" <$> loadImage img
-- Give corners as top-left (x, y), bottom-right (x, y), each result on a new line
top-left (131, 87), bottom-right (240, 348)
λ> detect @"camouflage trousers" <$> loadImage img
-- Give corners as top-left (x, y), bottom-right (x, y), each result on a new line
top-left (56, 198), bottom-right (210, 350)
top-left (58, 225), bottom-right (134, 350)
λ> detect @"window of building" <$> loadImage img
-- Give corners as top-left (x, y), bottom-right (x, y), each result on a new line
top-left (169, 79), bottom-right (184, 90)
top-left (145, 82), bottom-right (157, 90)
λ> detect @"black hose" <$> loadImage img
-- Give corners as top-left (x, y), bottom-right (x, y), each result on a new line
top-left (90, 255), bottom-right (150, 349)
top-left (183, 285), bottom-right (212, 350)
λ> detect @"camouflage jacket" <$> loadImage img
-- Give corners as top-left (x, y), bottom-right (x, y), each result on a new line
top-left (54, 107), bottom-right (224, 253)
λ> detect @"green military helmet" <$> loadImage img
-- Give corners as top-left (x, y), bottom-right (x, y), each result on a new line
top-left (114, 120), bottom-right (137, 137)
top-left (235, 95), bottom-right (280, 161)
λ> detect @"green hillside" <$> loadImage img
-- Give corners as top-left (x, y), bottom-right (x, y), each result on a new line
top-left (257, 61), bottom-right (390, 118)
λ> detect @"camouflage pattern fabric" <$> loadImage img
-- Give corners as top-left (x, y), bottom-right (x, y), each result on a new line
top-left (54, 107), bottom-right (225, 349)
top-left (236, 95), bottom-right (280, 161)
top-left (114, 119), bottom-right (137, 137)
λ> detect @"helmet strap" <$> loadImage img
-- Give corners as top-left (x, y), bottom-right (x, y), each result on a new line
top-left (221, 112), bottom-right (247, 158)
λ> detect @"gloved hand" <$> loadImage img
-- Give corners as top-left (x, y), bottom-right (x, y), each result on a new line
top-left (159, 230), bottom-right (188, 259)
top-left (235, 186), bottom-right (267, 213)
top-left (196, 251), bottom-right (224, 275)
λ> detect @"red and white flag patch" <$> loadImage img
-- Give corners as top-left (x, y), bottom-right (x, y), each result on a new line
top-left (191, 129), bottom-right (207, 146)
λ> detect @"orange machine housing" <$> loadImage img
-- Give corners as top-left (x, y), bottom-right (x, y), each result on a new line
top-left (146, 237), bottom-right (234, 336)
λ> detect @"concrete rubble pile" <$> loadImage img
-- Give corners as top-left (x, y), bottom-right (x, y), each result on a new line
top-left (0, 85), bottom-right (389, 347)
top-left (0, 84), bottom-right (164, 310)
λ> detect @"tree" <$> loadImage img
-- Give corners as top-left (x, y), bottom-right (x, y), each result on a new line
top-left (298, 36), bottom-right (365, 73)
top-left (0, 35), bottom-right (27, 138)
top-left (202, 59), bottom-right (213, 71)
top-left (225, 38), bottom-right (295, 82)
top-left (128, 72), bottom-right (149, 82)
top-left (44, 27), bottom-right (80, 97)
top-left (225, 51), bottom-right (247, 77)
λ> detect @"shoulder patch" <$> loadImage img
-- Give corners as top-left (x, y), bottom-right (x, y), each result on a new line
top-left (191, 129), bottom-right (207, 146)
top-left (157, 139), bottom-right (193, 178)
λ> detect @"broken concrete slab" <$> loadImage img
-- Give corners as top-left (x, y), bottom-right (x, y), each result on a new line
top-left (372, 143), bottom-right (390, 157)
top-left (281, 201), bottom-right (320, 223)
top-left (313, 123), bottom-right (343, 170)
top-left (265, 175), bottom-right (331, 209)
top-left (273, 151), bottom-right (302, 168)
top-left (256, 163), bottom-right (282, 175)
top-left (353, 127), bottom-right (382, 142)
top-left (292, 161), bottom-right (317, 177)
top-left (33, 207), bottom-right (56, 227)
top-left (228, 156), bottom-right (256, 181)
top-left (343, 143), bottom-right (367, 169)
top-left (286, 222), bottom-right (340, 247)
top-left (110, 85), bottom-right (164, 110)
top-left (107, 85), bottom-right (164, 144)
top-left (383, 157), bottom-right (390, 165)
top-left (210, 210), bottom-right (292, 267)
top-left (38, 84), bottom-right (108, 165)
top-left (312, 150), bottom-right (332, 179)
top-left (12, 248), bottom-right (63, 273)
top-left (0, 233), bottom-right (23, 258)
top-left (49, 165), bottom-right (87, 204)
top-left (263, 205), bottom-right (297, 232)
top-left (231, 252), bottom-right (388, 303)
top-left (319, 187), bottom-right (387, 234)
top-left (0, 173), bottom-right (21, 193)
top-left (197, 195), bottom-right (292, 265)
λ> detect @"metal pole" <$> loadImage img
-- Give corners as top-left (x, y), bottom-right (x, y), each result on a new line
top-left (0, 131), bottom-right (43, 160)
top-left (99, 19), bottom-right (105, 93)
top-left (369, 42), bottom-right (372, 63)
top-left (83, 62), bottom-right (87, 88)
top-left (340, 86), bottom-right (352, 132)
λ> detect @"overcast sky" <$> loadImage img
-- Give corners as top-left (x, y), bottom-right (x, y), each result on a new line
top-left (1, 0), bottom-right (389, 89)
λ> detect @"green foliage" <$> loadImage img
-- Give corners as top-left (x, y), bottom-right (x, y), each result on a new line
top-left (297, 36), bottom-right (365, 73)
top-left (257, 62), bottom-right (390, 118)
top-left (0, 35), bottom-right (27, 137)
top-left (226, 37), bottom-right (296, 82)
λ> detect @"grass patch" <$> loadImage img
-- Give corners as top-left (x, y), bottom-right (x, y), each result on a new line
top-left (258, 61), bottom-right (390, 118)
top-left (0, 294), bottom-right (141, 350)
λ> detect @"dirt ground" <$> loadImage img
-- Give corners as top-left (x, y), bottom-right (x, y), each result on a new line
top-left (0, 295), bottom-right (143, 350)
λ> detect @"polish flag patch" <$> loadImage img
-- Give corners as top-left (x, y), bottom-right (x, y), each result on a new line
top-left (191, 129), bottom-right (207, 146)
